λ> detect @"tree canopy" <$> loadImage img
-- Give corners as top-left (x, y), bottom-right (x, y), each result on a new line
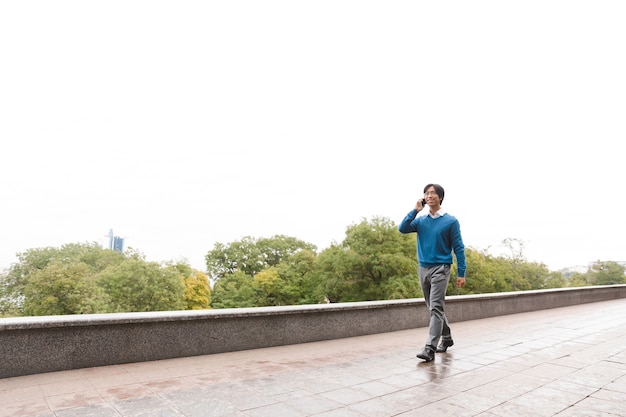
top-left (0, 243), bottom-right (210, 316)
top-left (204, 217), bottom-right (615, 309)
top-left (2, 217), bottom-right (623, 317)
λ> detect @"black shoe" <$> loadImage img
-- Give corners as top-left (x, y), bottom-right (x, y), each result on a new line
top-left (416, 345), bottom-right (435, 362)
top-left (436, 339), bottom-right (454, 353)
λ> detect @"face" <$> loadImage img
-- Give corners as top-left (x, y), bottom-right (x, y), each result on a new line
top-left (424, 187), bottom-right (440, 205)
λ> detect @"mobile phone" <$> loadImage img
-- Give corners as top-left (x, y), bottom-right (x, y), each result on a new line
top-left (421, 199), bottom-right (427, 206)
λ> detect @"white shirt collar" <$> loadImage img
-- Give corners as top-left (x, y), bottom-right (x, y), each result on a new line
top-left (429, 208), bottom-right (446, 219)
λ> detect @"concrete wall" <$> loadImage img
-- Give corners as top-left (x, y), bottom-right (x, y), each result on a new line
top-left (2, 285), bottom-right (625, 379)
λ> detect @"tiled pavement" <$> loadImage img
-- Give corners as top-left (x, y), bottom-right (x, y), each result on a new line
top-left (1, 298), bottom-right (625, 417)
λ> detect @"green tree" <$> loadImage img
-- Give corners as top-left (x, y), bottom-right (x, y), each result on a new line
top-left (97, 254), bottom-right (186, 312)
top-left (22, 261), bottom-right (110, 316)
top-left (315, 216), bottom-right (419, 302)
top-left (314, 244), bottom-right (350, 303)
top-left (567, 271), bottom-right (590, 287)
top-left (453, 248), bottom-right (507, 294)
top-left (0, 242), bottom-right (121, 315)
top-left (543, 270), bottom-right (567, 289)
top-left (183, 269), bottom-right (212, 310)
top-left (210, 247), bottom-right (322, 308)
top-left (452, 247), bottom-right (554, 295)
top-left (210, 271), bottom-right (257, 308)
top-left (256, 235), bottom-right (317, 268)
top-left (252, 267), bottom-right (282, 306)
top-left (587, 261), bottom-right (625, 285)
top-left (512, 261), bottom-right (552, 290)
top-left (206, 235), bottom-right (319, 308)
top-left (205, 235), bottom-right (316, 282)
top-left (205, 237), bottom-right (263, 280)
top-left (501, 237), bottom-right (526, 291)
top-left (274, 249), bottom-right (323, 305)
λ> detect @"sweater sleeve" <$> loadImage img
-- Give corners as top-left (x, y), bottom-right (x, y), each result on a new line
top-left (451, 220), bottom-right (466, 278)
top-left (398, 209), bottom-right (419, 234)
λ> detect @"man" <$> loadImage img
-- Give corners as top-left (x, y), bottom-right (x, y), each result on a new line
top-left (398, 183), bottom-right (466, 362)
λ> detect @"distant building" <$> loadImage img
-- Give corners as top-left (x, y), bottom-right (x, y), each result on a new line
top-left (113, 236), bottom-right (124, 253)
top-left (106, 229), bottom-right (125, 254)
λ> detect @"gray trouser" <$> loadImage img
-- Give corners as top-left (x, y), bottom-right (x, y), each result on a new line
top-left (418, 264), bottom-right (452, 349)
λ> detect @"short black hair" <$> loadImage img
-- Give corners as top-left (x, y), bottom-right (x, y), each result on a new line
top-left (423, 183), bottom-right (445, 204)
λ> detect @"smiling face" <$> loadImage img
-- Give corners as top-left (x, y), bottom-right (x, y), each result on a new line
top-left (422, 183), bottom-right (445, 210)
top-left (424, 186), bottom-right (440, 206)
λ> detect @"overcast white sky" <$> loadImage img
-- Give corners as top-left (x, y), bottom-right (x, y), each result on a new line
top-left (1, 1), bottom-right (624, 274)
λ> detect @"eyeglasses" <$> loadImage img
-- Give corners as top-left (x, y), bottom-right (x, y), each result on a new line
top-left (424, 191), bottom-right (438, 196)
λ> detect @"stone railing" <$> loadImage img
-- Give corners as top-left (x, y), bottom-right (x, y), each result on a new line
top-left (1, 285), bottom-right (625, 379)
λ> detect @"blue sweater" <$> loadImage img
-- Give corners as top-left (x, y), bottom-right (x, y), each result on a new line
top-left (398, 209), bottom-right (466, 277)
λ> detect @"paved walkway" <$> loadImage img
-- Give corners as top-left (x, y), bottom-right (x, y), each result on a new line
top-left (1, 298), bottom-right (625, 417)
